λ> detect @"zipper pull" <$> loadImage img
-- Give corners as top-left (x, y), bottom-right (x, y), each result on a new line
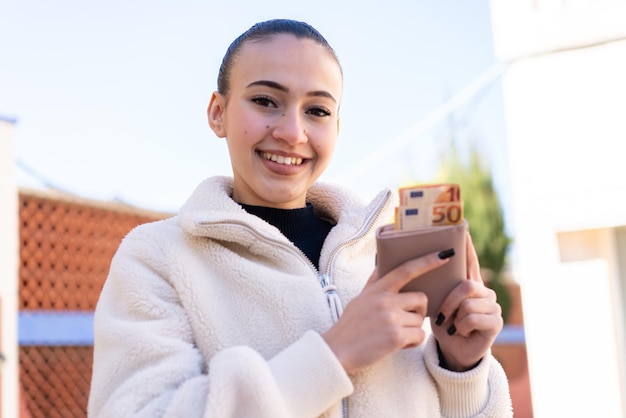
top-left (319, 273), bottom-right (343, 323)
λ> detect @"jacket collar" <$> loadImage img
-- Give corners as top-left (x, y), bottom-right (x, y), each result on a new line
top-left (177, 176), bottom-right (394, 244)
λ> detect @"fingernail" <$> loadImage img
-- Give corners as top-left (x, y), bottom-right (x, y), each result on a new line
top-left (438, 248), bottom-right (455, 260)
top-left (435, 313), bottom-right (445, 326)
top-left (447, 324), bottom-right (456, 336)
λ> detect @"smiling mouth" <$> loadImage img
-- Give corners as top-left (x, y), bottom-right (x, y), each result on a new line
top-left (260, 152), bottom-right (304, 166)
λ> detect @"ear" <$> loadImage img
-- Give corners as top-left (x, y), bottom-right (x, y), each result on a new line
top-left (207, 91), bottom-right (227, 138)
top-left (336, 116), bottom-right (341, 135)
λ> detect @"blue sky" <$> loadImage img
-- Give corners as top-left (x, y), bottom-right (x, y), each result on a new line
top-left (1, 0), bottom-right (509, 215)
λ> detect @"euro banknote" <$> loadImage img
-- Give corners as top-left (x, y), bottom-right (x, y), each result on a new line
top-left (394, 183), bottom-right (463, 229)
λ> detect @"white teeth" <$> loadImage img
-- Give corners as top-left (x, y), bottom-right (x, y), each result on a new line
top-left (261, 152), bottom-right (303, 166)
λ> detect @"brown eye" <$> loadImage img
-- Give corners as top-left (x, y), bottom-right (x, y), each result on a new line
top-left (307, 106), bottom-right (331, 117)
top-left (251, 96), bottom-right (277, 108)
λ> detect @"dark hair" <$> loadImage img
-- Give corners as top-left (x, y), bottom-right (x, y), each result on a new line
top-left (217, 19), bottom-right (341, 95)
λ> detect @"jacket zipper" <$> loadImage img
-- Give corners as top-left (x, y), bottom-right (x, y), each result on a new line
top-left (317, 189), bottom-right (393, 323)
top-left (315, 189), bottom-right (392, 418)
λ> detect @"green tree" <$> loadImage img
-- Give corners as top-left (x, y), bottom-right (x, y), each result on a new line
top-left (437, 146), bottom-right (513, 322)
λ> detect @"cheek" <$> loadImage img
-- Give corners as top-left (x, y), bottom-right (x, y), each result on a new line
top-left (314, 133), bottom-right (337, 159)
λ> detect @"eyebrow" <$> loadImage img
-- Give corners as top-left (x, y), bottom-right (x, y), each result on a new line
top-left (246, 80), bottom-right (337, 103)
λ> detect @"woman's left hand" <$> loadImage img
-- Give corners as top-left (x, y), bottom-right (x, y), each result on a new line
top-left (431, 232), bottom-right (504, 372)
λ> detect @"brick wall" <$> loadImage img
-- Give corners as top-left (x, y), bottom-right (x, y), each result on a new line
top-left (18, 189), bottom-right (171, 418)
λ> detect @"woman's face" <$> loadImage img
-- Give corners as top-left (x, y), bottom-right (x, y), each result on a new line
top-left (208, 34), bottom-right (343, 209)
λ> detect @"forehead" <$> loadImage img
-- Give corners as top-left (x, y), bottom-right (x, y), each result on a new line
top-left (230, 34), bottom-right (343, 95)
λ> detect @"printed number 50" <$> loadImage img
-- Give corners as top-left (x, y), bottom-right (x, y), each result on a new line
top-left (432, 203), bottom-right (463, 224)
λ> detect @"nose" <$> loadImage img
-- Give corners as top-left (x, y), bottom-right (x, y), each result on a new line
top-left (272, 110), bottom-right (307, 145)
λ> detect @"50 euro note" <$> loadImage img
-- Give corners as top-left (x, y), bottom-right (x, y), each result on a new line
top-left (394, 183), bottom-right (463, 230)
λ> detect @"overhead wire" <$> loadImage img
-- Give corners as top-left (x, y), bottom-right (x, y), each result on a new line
top-left (330, 33), bottom-right (626, 184)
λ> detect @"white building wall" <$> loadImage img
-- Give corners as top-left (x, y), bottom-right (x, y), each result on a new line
top-left (490, 1), bottom-right (626, 416)
top-left (0, 117), bottom-right (19, 418)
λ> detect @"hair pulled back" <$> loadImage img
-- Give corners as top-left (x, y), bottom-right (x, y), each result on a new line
top-left (217, 19), bottom-right (341, 95)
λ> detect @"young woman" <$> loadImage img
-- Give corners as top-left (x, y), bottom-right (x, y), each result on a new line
top-left (88, 19), bottom-right (512, 417)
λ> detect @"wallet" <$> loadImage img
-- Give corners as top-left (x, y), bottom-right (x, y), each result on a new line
top-left (375, 220), bottom-right (468, 317)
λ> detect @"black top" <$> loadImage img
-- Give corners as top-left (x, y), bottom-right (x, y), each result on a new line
top-left (240, 202), bottom-right (334, 269)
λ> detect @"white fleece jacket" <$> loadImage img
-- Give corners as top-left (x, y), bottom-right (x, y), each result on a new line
top-left (88, 176), bottom-right (512, 418)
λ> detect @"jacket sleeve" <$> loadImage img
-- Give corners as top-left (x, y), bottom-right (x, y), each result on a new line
top-left (87, 227), bottom-right (353, 418)
top-left (423, 335), bottom-right (514, 418)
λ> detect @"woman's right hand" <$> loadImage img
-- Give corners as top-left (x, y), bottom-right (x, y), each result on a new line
top-left (322, 251), bottom-right (450, 374)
